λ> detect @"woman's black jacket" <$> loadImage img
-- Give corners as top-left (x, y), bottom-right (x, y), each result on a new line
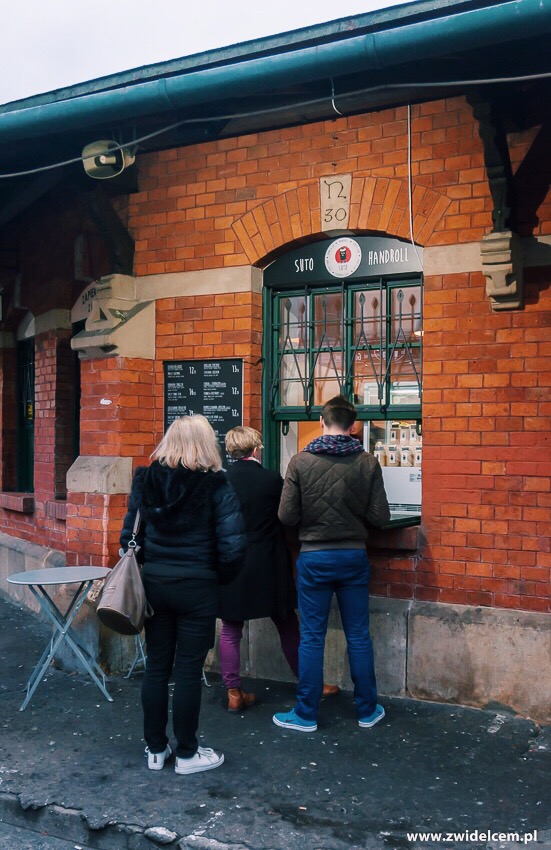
top-left (120, 461), bottom-right (245, 583)
top-left (218, 459), bottom-right (297, 620)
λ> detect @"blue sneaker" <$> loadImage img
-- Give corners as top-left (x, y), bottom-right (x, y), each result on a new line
top-left (273, 708), bottom-right (317, 732)
top-left (358, 704), bottom-right (385, 728)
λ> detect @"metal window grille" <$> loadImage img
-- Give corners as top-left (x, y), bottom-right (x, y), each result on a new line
top-left (269, 279), bottom-right (422, 418)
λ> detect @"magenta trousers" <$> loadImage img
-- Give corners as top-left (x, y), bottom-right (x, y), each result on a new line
top-left (219, 613), bottom-right (300, 689)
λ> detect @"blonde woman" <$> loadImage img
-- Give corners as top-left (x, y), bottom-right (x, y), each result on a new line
top-left (120, 415), bottom-right (244, 774)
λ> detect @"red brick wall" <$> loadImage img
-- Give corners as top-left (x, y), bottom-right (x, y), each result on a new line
top-left (153, 291), bottom-right (263, 435)
top-left (3, 97), bottom-right (550, 613)
top-left (78, 357), bottom-right (156, 461)
top-left (66, 492), bottom-right (128, 567)
top-left (0, 330), bottom-right (72, 552)
top-left (34, 330), bottom-right (75, 499)
top-left (64, 292), bottom-right (262, 568)
top-left (64, 356), bottom-right (156, 567)
top-left (74, 292), bottom-right (262, 466)
top-left (121, 96), bottom-right (549, 614)
top-left (130, 99), bottom-right (495, 275)
top-left (32, 329), bottom-right (75, 551)
top-left (367, 266), bottom-right (551, 613)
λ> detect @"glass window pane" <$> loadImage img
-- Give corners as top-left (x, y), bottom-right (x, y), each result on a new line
top-left (364, 419), bottom-right (422, 511)
top-left (353, 349), bottom-right (386, 406)
top-left (313, 292), bottom-right (343, 348)
top-left (391, 286), bottom-right (422, 342)
top-left (279, 354), bottom-right (308, 407)
top-left (313, 350), bottom-right (344, 405)
top-left (279, 296), bottom-right (307, 350)
top-left (390, 347), bottom-right (421, 406)
top-left (364, 419), bottom-right (388, 453)
top-left (271, 277), bottom-right (422, 416)
top-left (354, 290), bottom-right (387, 345)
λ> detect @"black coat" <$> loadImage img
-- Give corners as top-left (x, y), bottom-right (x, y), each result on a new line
top-left (218, 460), bottom-right (297, 621)
top-left (120, 461), bottom-right (245, 583)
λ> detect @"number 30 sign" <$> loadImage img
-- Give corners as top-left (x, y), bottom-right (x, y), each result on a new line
top-left (320, 174), bottom-right (352, 231)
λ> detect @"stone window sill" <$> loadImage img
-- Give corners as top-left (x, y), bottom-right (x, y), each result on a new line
top-left (0, 492), bottom-right (35, 513)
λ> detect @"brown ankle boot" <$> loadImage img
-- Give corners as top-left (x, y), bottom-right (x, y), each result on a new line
top-left (227, 688), bottom-right (257, 712)
top-left (322, 683), bottom-right (341, 698)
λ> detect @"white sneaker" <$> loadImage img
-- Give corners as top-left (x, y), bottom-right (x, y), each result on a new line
top-left (146, 744), bottom-right (172, 770)
top-left (175, 746), bottom-right (224, 775)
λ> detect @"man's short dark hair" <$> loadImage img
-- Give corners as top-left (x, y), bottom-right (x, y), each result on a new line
top-left (321, 396), bottom-right (357, 430)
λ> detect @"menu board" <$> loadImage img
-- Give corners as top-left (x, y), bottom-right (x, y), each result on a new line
top-left (164, 359), bottom-right (243, 462)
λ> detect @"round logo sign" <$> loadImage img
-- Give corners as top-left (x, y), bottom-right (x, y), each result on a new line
top-left (324, 238), bottom-right (362, 278)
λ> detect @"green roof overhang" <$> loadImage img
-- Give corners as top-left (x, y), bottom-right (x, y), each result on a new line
top-left (0, 0), bottom-right (549, 186)
top-left (2, 0), bottom-right (550, 144)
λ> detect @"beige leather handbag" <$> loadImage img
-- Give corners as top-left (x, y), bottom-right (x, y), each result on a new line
top-left (96, 511), bottom-right (153, 635)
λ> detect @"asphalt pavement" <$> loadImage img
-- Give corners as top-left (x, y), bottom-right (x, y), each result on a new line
top-left (0, 595), bottom-right (549, 850)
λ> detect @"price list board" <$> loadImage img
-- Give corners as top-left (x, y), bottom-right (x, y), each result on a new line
top-left (164, 359), bottom-right (243, 461)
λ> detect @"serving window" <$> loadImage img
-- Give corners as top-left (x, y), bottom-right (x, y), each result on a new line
top-left (264, 274), bottom-right (422, 528)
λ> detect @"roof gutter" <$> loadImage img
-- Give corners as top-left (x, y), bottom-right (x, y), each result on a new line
top-left (1, 0), bottom-right (549, 144)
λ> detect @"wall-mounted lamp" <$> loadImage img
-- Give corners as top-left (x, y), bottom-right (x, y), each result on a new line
top-left (82, 140), bottom-right (136, 180)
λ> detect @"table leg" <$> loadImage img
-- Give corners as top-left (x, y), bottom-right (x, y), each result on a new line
top-left (125, 635), bottom-right (147, 678)
top-left (35, 584), bottom-right (113, 702)
top-left (58, 627), bottom-right (113, 702)
top-left (19, 582), bottom-right (113, 710)
top-left (38, 589), bottom-right (111, 683)
top-left (19, 584), bottom-right (86, 710)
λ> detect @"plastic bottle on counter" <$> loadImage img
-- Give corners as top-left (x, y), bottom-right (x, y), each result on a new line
top-left (374, 441), bottom-right (387, 466)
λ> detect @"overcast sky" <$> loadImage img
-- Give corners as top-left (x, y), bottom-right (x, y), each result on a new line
top-left (2, 0), bottom-right (398, 105)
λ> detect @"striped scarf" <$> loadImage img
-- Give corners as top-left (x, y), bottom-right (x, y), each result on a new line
top-left (303, 435), bottom-right (364, 456)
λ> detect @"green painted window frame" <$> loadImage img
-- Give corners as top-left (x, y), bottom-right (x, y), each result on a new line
top-left (262, 275), bottom-right (422, 470)
top-left (16, 337), bottom-right (35, 492)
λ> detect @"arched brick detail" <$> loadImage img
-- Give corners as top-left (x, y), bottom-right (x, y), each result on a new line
top-left (348, 177), bottom-right (451, 244)
top-left (232, 178), bottom-right (451, 264)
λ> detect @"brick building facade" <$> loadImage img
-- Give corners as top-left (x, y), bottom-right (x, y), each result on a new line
top-left (0, 1), bottom-right (549, 719)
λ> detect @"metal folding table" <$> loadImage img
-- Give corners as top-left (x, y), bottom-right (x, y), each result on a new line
top-left (8, 566), bottom-right (112, 711)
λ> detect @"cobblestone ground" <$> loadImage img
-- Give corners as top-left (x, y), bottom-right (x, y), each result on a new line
top-left (0, 596), bottom-right (549, 850)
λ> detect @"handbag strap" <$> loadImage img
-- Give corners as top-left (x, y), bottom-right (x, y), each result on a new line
top-left (128, 509), bottom-right (141, 549)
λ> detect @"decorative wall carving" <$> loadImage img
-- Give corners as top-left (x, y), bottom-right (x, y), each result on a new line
top-left (480, 230), bottom-right (524, 311)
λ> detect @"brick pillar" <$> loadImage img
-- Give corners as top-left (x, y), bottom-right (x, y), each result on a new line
top-left (34, 328), bottom-right (76, 505)
top-left (66, 356), bottom-right (155, 567)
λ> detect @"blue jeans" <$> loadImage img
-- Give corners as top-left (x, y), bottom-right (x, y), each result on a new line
top-left (296, 549), bottom-right (377, 721)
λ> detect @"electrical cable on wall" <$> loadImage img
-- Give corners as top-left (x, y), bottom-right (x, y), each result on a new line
top-left (330, 78), bottom-right (344, 117)
top-left (407, 104), bottom-right (423, 269)
top-left (0, 69), bottom-right (549, 180)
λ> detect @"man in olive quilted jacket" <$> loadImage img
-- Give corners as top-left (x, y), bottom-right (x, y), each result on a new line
top-left (273, 396), bottom-right (390, 733)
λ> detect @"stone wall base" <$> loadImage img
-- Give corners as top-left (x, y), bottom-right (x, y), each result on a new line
top-left (206, 597), bottom-right (550, 724)
top-left (1, 536), bottom-right (548, 722)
